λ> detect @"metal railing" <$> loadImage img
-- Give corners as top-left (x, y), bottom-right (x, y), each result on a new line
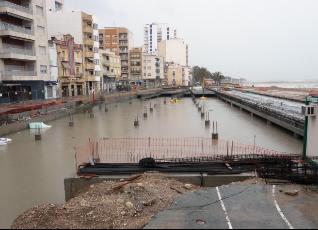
top-left (0, 47), bottom-right (35, 56)
top-left (0, 0), bottom-right (32, 14)
top-left (219, 93), bottom-right (304, 130)
top-left (0, 22), bottom-right (34, 35)
top-left (74, 137), bottom-right (300, 168)
top-left (1, 70), bottom-right (36, 77)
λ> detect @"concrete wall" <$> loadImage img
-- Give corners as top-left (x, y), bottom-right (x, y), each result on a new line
top-left (307, 104), bottom-right (318, 157)
top-left (64, 173), bottom-right (253, 201)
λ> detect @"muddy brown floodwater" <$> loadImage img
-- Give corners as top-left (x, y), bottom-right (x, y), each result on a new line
top-left (0, 97), bottom-right (302, 228)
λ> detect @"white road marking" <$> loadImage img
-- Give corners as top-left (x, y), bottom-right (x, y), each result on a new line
top-left (272, 185), bottom-right (294, 229)
top-left (216, 187), bottom-right (233, 229)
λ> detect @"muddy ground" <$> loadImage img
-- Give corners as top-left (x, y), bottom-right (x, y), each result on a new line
top-left (11, 173), bottom-right (196, 229)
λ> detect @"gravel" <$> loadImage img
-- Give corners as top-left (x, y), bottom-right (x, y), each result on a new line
top-left (11, 173), bottom-right (196, 229)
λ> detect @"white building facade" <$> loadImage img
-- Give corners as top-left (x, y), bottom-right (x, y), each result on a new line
top-left (0, 0), bottom-right (51, 103)
top-left (158, 38), bottom-right (188, 66)
top-left (142, 53), bottom-right (164, 88)
top-left (143, 23), bottom-right (177, 55)
top-left (46, 0), bottom-right (64, 13)
top-left (47, 40), bottom-right (58, 99)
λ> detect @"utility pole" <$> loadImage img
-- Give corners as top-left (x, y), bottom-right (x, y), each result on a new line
top-left (253, 135), bottom-right (256, 154)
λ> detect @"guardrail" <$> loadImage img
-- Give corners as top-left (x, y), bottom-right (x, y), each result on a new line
top-left (218, 92), bottom-right (304, 130)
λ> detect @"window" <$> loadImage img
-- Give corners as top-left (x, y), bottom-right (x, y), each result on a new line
top-left (36, 5), bottom-right (44, 16)
top-left (55, 1), bottom-right (63, 12)
top-left (39, 46), bottom-right (46, 55)
top-left (93, 35), bottom-right (99, 42)
top-left (93, 23), bottom-right (98, 30)
top-left (40, 65), bottom-right (47, 74)
top-left (94, 59), bottom-right (99, 65)
top-left (93, 47), bottom-right (99, 53)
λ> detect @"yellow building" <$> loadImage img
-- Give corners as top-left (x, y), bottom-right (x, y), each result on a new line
top-left (165, 63), bottom-right (183, 86)
top-left (55, 35), bottom-right (85, 97)
top-left (99, 49), bottom-right (121, 92)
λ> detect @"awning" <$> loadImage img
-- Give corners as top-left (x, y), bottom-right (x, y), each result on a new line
top-left (62, 62), bottom-right (71, 69)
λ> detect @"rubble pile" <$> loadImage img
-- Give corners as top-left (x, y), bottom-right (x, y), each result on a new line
top-left (12, 173), bottom-right (196, 229)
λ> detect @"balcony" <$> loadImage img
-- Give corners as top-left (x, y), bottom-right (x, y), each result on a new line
top-left (84, 50), bottom-right (94, 58)
top-left (0, 1), bottom-right (33, 20)
top-left (0, 70), bottom-right (36, 81)
top-left (86, 75), bottom-right (100, 82)
top-left (83, 25), bottom-right (93, 34)
top-left (85, 62), bottom-right (95, 70)
top-left (0, 47), bottom-right (36, 60)
top-left (0, 22), bottom-right (34, 40)
top-left (83, 38), bottom-right (94, 47)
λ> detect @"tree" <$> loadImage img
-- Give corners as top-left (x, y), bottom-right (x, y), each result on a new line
top-left (192, 66), bottom-right (213, 84)
top-left (211, 72), bottom-right (225, 85)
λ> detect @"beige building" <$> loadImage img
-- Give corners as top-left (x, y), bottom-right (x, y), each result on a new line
top-left (129, 47), bottom-right (142, 83)
top-left (142, 53), bottom-right (164, 88)
top-left (99, 49), bottom-right (121, 92)
top-left (47, 10), bottom-right (101, 96)
top-left (0, 0), bottom-right (51, 103)
top-left (99, 27), bottom-right (133, 80)
top-left (165, 63), bottom-right (183, 86)
top-left (53, 35), bottom-right (85, 97)
top-left (158, 38), bottom-right (188, 66)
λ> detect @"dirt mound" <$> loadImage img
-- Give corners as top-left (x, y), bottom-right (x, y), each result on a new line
top-left (12, 173), bottom-right (196, 229)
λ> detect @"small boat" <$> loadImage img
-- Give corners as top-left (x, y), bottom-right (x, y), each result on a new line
top-left (0, 140), bottom-right (7, 146)
top-left (0, 138), bottom-right (12, 144)
top-left (170, 98), bottom-right (182, 104)
top-left (29, 122), bottom-right (52, 129)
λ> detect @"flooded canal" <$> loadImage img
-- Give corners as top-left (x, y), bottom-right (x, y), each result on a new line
top-left (0, 97), bottom-right (303, 228)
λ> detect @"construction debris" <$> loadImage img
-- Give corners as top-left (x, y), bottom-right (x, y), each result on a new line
top-left (11, 173), bottom-right (195, 229)
top-left (284, 190), bottom-right (299, 196)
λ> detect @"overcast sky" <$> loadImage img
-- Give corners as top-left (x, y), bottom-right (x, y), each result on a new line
top-left (65, 0), bottom-right (318, 82)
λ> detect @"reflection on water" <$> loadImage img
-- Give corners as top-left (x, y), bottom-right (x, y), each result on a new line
top-left (0, 98), bottom-right (303, 228)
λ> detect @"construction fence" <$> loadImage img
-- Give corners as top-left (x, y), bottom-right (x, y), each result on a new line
top-left (74, 137), bottom-right (300, 169)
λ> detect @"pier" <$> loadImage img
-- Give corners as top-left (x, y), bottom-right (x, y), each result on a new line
top-left (214, 90), bottom-right (304, 137)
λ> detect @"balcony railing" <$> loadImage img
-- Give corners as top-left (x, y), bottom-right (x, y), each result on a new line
top-left (0, 0), bottom-right (33, 14)
top-left (1, 70), bottom-right (36, 77)
top-left (0, 47), bottom-right (35, 56)
top-left (0, 22), bottom-right (34, 35)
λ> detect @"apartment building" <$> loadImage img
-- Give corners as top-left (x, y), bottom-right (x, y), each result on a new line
top-left (0, 0), bottom-right (50, 103)
top-left (142, 53), bottom-right (164, 88)
top-left (129, 47), bottom-right (142, 83)
top-left (158, 38), bottom-right (188, 66)
top-left (99, 49), bottom-right (121, 92)
top-left (47, 10), bottom-right (100, 95)
top-left (47, 40), bottom-right (58, 99)
top-left (50, 35), bottom-right (85, 97)
top-left (165, 62), bottom-right (183, 86)
top-left (144, 23), bottom-right (177, 55)
top-left (46, 0), bottom-right (63, 13)
top-left (99, 27), bottom-right (133, 80)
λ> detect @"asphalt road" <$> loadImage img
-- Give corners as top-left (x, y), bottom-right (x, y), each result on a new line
top-left (144, 184), bottom-right (318, 229)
